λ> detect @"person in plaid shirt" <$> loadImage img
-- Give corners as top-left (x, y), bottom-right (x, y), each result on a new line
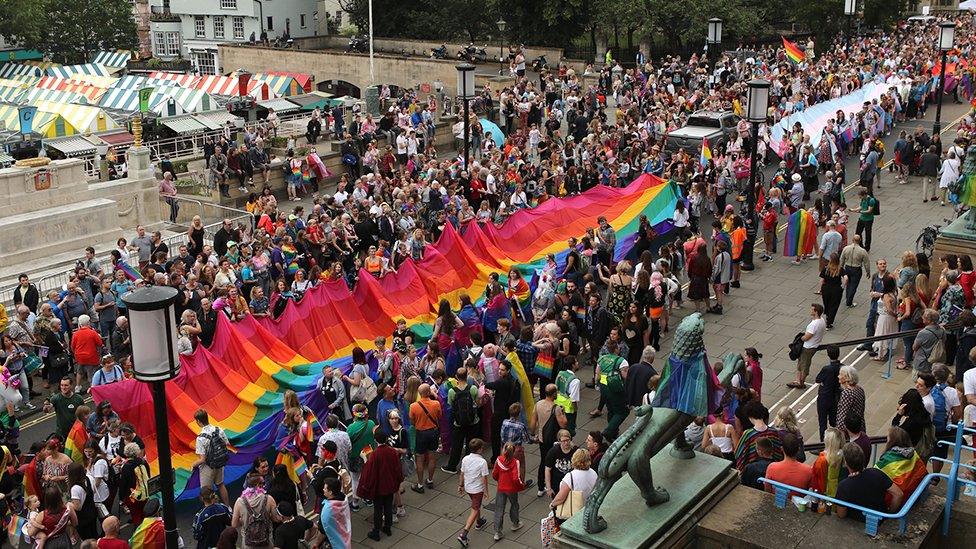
top-left (500, 402), bottom-right (533, 488)
top-left (514, 327), bottom-right (538, 392)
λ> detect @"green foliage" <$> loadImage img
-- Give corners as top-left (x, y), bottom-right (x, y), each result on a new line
top-left (172, 160), bottom-right (189, 173)
top-left (0, 0), bottom-right (136, 64)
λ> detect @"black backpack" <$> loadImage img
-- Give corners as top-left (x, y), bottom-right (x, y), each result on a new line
top-left (452, 386), bottom-right (477, 426)
top-left (203, 429), bottom-right (229, 469)
top-left (870, 196), bottom-right (880, 216)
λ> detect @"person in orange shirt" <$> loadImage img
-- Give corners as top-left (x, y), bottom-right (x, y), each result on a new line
top-left (408, 384), bottom-right (442, 493)
top-left (764, 433), bottom-right (813, 497)
top-left (729, 216), bottom-right (747, 288)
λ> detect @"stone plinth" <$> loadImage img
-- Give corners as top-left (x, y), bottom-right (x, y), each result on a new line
top-left (0, 198), bottom-right (121, 267)
top-left (556, 449), bottom-right (738, 549)
top-left (696, 485), bottom-right (945, 549)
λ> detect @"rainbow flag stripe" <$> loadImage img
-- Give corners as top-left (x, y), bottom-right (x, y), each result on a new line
top-left (700, 137), bottom-right (712, 170)
top-left (783, 37), bottom-right (804, 64)
top-left (115, 260), bottom-right (143, 281)
top-left (91, 175), bottom-right (680, 500)
top-left (130, 517), bottom-right (165, 549)
top-left (534, 351), bottom-right (554, 379)
top-left (6, 515), bottom-right (25, 546)
top-left (64, 419), bottom-right (89, 463)
top-left (783, 209), bottom-right (817, 257)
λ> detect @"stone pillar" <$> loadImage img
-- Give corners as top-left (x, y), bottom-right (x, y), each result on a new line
top-left (595, 35), bottom-right (608, 64)
top-left (128, 146), bottom-right (153, 180)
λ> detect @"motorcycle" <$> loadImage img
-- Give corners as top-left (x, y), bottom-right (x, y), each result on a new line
top-left (431, 44), bottom-right (448, 59)
top-left (531, 55), bottom-right (549, 72)
top-left (457, 43), bottom-right (488, 63)
top-left (346, 36), bottom-right (367, 53)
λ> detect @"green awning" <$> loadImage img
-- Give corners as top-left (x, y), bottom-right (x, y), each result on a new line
top-left (162, 115), bottom-right (208, 135)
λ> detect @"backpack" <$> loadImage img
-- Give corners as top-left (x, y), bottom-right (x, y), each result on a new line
top-left (203, 428), bottom-right (229, 469)
top-left (932, 383), bottom-right (949, 433)
top-left (452, 386), bottom-right (477, 426)
top-left (870, 196), bottom-right (880, 216)
top-left (243, 494), bottom-right (272, 547)
top-left (99, 457), bottom-right (119, 492)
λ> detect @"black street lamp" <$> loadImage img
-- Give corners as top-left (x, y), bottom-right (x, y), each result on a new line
top-left (741, 78), bottom-right (770, 272)
top-left (844, 0), bottom-right (857, 50)
top-left (456, 63), bottom-right (476, 169)
top-left (933, 22), bottom-right (955, 135)
top-left (122, 286), bottom-right (182, 549)
top-left (496, 18), bottom-right (507, 77)
top-left (706, 18), bottom-right (723, 89)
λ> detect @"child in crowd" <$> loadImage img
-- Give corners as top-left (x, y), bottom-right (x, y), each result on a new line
top-left (457, 438), bottom-right (489, 547)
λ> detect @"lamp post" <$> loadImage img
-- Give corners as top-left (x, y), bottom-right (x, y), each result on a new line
top-left (122, 286), bottom-right (182, 549)
top-left (706, 18), bottom-right (723, 89)
top-left (741, 78), bottom-right (770, 272)
top-left (456, 63), bottom-right (475, 169)
top-left (844, 0), bottom-right (856, 51)
top-left (933, 21), bottom-right (955, 136)
top-left (496, 18), bottom-right (507, 77)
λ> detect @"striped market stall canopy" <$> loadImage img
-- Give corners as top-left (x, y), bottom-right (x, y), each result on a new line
top-left (32, 100), bottom-right (118, 135)
top-left (0, 73), bottom-right (41, 86)
top-left (195, 74), bottom-right (274, 99)
top-left (36, 77), bottom-right (107, 103)
top-left (149, 71), bottom-right (201, 87)
top-left (0, 103), bottom-right (65, 137)
top-left (23, 87), bottom-right (89, 106)
top-left (110, 75), bottom-right (172, 91)
top-left (263, 71), bottom-right (313, 92)
top-left (154, 86), bottom-right (215, 114)
top-left (46, 63), bottom-right (110, 78)
top-left (98, 86), bottom-right (164, 112)
top-left (253, 73), bottom-right (303, 97)
top-left (91, 51), bottom-right (133, 69)
top-left (0, 62), bottom-right (46, 78)
top-left (0, 85), bottom-right (26, 103)
top-left (66, 74), bottom-right (118, 88)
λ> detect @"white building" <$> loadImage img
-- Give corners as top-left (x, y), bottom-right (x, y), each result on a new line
top-left (149, 0), bottom-right (318, 75)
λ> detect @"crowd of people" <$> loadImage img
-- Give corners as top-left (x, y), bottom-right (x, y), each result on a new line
top-left (1, 10), bottom-right (976, 549)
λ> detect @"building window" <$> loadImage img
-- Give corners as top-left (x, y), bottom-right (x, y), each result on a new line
top-left (153, 31), bottom-right (181, 56)
top-left (232, 16), bottom-right (245, 39)
top-left (219, 0), bottom-right (236, 8)
top-left (300, 14), bottom-right (306, 28)
top-left (194, 16), bottom-right (206, 38)
top-left (266, 16), bottom-right (273, 31)
top-left (194, 52), bottom-right (216, 75)
top-left (214, 16), bottom-right (225, 39)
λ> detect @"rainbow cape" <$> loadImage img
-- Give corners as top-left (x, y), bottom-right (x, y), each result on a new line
top-left (130, 516), bottom-right (166, 549)
top-left (875, 447), bottom-right (927, 500)
top-left (783, 37), bottom-right (804, 64)
top-left (91, 175), bottom-right (680, 500)
top-left (783, 209), bottom-right (817, 257)
top-left (6, 514), bottom-right (25, 546)
top-left (64, 419), bottom-right (89, 463)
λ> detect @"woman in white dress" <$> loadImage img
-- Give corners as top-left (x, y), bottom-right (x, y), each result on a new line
top-left (939, 149), bottom-right (961, 206)
top-left (872, 276), bottom-right (899, 360)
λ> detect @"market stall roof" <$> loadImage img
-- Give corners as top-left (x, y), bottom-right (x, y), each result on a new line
top-left (0, 152), bottom-right (13, 167)
top-left (252, 73), bottom-right (303, 96)
top-left (0, 103), bottom-right (63, 137)
top-left (65, 74), bottom-right (118, 88)
top-left (0, 63), bottom-right (44, 79)
top-left (262, 71), bottom-right (313, 92)
top-left (23, 87), bottom-right (89, 106)
top-left (46, 63), bottom-right (110, 78)
top-left (287, 91), bottom-right (339, 111)
top-left (91, 51), bottom-right (132, 69)
top-left (36, 77), bottom-right (106, 103)
top-left (98, 86), bottom-right (164, 113)
top-left (45, 135), bottom-right (98, 156)
top-left (193, 109), bottom-right (240, 130)
top-left (195, 74), bottom-right (274, 99)
top-left (93, 130), bottom-right (134, 146)
top-left (257, 97), bottom-right (301, 114)
top-left (32, 100), bottom-right (118, 136)
top-left (155, 86), bottom-right (216, 114)
top-left (111, 75), bottom-right (171, 91)
top-left (149, 71), bottom-right (201, 88)
top-left (0, 85), bottom-right (26, 103)
top-left (162, 115), bottom-right (208, 135)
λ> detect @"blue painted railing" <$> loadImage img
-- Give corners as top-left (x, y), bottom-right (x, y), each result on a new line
top-left (760, 420), bottom-right (976, 537)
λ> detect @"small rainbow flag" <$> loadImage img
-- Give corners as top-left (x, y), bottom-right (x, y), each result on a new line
top-left (275, 450), bottom-right (308, 485)
top-left (783, 209), bottom-right (817, 257)
top-left (783, 37), bottom-right (804, 64)
top-left (6, 514), bottom-right (26, 546)
top-left (534, 350), bottom-right (554, 379)
top-left (115, 260), bottom-right (143, 281)
top-left (130, 516), bottom-right (166, 549)
top-left (700, 137), bottom-right (712, 170)
top-left (64, 419), bottom-right (89, 463)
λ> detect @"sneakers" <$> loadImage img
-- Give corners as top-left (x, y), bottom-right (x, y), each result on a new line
top-left (457, 534), bottom-right (469, 547)
top-left (24, 402), bottom-right (36, 410)
top-left (441, 466), bottom-right (458, 475)
top-left (350, 502), bottom-right (361, 512)
top-left (537, 489), bottom-right (546, 497)
top-left (474, 517), bottom-right (488, 530)
top-left (411, 484), bottom-right (425, 494)
top-left (523, 479), bottom-right (535, 490)
top-left (368, 531), bottom-right (381, 541)
top-left (730, 281), bottom-right (741, 288)
top-left (426, 478), bottom-right (435, 489)
top-left (511, 521), bottom-right (524, 531)
top-left (494, 533), bottom-right (502, 541)
top-left (396, 506), bottom-right (406, 517)
top-left (392, 514), bottom-right (399, 523)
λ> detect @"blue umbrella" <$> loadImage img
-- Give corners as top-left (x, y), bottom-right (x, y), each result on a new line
top-left (480, 118), bottom-right (504, 147)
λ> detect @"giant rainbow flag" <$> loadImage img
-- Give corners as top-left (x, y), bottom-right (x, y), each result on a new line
top-left (91, 175), bottom-right (680, 499)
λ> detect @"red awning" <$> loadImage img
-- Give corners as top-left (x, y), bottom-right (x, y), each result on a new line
top-left (96, 131), bottom-right (134, 146)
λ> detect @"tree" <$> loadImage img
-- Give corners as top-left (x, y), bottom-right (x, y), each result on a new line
top-left (0, 0), bottom-right (136, 64)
